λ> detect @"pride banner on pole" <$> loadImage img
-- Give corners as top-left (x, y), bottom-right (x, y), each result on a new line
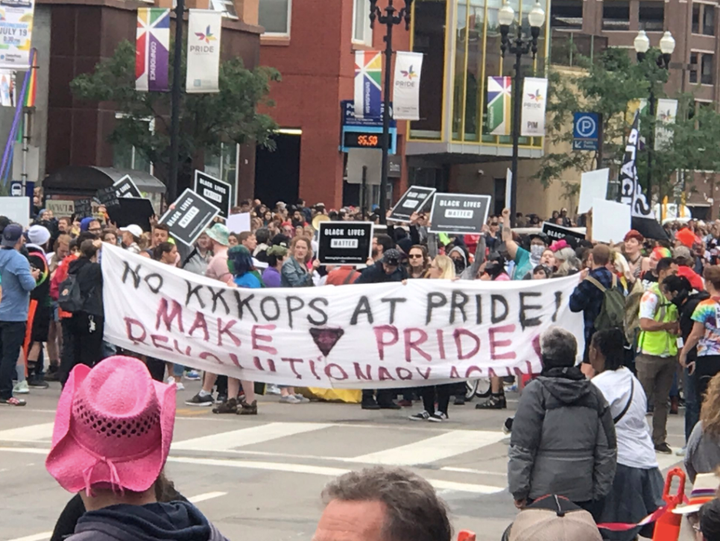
top-left (393, 51), bottom-right (423, 121)
top-left (487, 76), bottom-right (512, 136)
top-left (101, 244), bottom-right (584, 389)
top-left (136, 8), bottom-right (170, 92)
top-left (186, 10), bottom-right (222, 93)
top-left (520, 77), bottom-right (548, 136)
top-left (0, 0), bottom-right (35, 70)
top-left (354, 51), bottom-right (382, 119)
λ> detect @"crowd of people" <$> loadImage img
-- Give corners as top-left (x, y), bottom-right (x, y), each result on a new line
top-left (8, 192), bottom-right (720, 539)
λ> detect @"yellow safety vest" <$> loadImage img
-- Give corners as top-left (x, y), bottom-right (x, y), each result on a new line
top-left (638, 283), bottom-right (678, 357)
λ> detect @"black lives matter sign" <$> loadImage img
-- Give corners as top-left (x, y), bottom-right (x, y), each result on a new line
top-left (389, 186), bottom-right (436, 222)
top-left (541, 222), bottom-right (586, 242)
top-left (429, 193), bottom-right (491, 235)
top-left (158, 189), bottom-right (219, 247)
top-left (318, 221), bottom-right (373, 265)
top-left (114, 175), bottom-right (142, 198)
top-left (194, 171), bottom-right (232, 218)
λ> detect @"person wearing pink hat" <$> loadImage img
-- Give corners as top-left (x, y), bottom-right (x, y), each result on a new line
top-left (45, 356), bottom-right (229, 541)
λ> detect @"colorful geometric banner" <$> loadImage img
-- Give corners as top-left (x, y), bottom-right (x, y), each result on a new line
top-left (135, 8), bottom-right (170, 92)
top-left (186, 10), bottom-right (222, 93)
top-left (354, 51), bottom-right (382, 119)
top-left (0, 70), bottom-right (14, 107)
top-left (393, 51), bottom-right (423, 121)
top-left (487, 76), bottom-right (512, 136)
top-left (654, 98), bottom-right (677, 151)
top-left (0, 0), bottom-right (35, 70)
top-left (520, 77), bottom-right (548, 136)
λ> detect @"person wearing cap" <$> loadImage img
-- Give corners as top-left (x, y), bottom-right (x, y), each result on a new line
top-left (504, 495), bottom-right (603, 541)
top-left (203, 223), bottom-right (232, 284)
top-left (0, 224), bottom-right (40, 406)
top-left (261, 244), bottom-right (288, 288)
top-left (675, 245), bottom-right (705, 291)
top-left (508, 327), bottom-right (617, 520)
top-left (119, 224), bottom-right (143, 255)
top-left (623, 230), bottom-right (649, 282)
top-left (281, 236), bottom-right (320, 287)
top-left (356, 249), bottom-right (408, 285)
top-left (45, 357), bottom-right (230, 541)
top-left (673, 472), bottom-right (720, 541)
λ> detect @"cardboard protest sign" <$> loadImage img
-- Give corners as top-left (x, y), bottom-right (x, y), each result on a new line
top-left (541, 222), bottom-right (586, 243)
top-left (227, 212), bottom-right (251, 234)
top-left (107, 198), bottom-right (155, 232)
top-left (158, 189), bottom-right (219, 247)
top-left (194, 171), bottom-right (232, 218)
top-left (96, 187), bottom-right (120, 208)
top-left (101, 243), bottom-right (584, 389)
top-left (592, 199), bottom-right (631, 244)
top-left (389, 186), bottom-right (436, 222)
top-left (429, 193), bottom-right (491, 235)
top-left (0, 197), bottom-right (30, 228)
top-left (317, 221), bottom-right (373, 265)
top-left (577, 169), bottom-right (609, 214)
top-left (73, 199), bottom-right (93, 218)
top-left (114, 175), bottom-right (143, 198)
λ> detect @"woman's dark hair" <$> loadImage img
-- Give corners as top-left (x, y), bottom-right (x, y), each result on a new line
top-left (532, 264), bottom-right (552, 279)
top-left (152, 241), bottom-right (175, 261)
top-left (228, 246), bottom-right (254, 277)
top-left (590, 328), bottom-right (625, 371)
top-left (256, 227), bottom-right (270, 244)
top-left (80, 240), bottom-right (99, 259)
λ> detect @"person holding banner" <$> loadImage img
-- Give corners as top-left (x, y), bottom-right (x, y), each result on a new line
top-left (281, 236), bottom-right (319, 288)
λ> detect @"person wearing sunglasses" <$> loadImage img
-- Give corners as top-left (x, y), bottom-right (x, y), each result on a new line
top-left (407, 245), bottom-right (429, 279)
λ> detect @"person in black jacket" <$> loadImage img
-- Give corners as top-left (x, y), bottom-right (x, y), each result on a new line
top-left (356, 249), bottom-right (408, 284)
top-left (66, 240), bottom-right (104, 375)
top-left (665, 274), bottom-right (709, 451)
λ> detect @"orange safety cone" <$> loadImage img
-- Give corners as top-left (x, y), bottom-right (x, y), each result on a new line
top-left (653, 468), bottom-right (686, 541)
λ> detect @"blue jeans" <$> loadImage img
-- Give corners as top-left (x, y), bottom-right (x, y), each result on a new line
top-left (684, 365), bottom-right (699, 443)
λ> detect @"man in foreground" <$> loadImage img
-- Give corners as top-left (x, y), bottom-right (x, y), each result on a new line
top-left (313, 467), bottom-right (451, 541)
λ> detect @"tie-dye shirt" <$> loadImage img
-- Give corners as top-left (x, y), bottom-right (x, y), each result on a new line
top-left (691, 298), bottom-right (720, 356)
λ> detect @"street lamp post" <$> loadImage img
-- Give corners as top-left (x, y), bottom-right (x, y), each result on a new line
top-left (369, 0), bottom-right (413, 225)
top-left (634, 29), bottom-right (675, 201)
top-left (498, 1), bottom-right (545, 225)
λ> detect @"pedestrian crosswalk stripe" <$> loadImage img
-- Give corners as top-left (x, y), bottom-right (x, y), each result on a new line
top-left (171, 422), bottom-right (333, 452)
top-left (351, 430), bottom-right (506, 466)
top-left (0, 423), bottom-right (53, 443)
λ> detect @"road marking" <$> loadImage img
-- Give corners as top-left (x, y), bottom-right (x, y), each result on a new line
top-left (441, 466), bottom-right (507, 476)
top-left (0, 448), bottom-right (49, 455)
top-left (429, 479), bottom-right (504, 494)
top-left (188, 491), bottom-right (228, 504)
top-left (6, 532), bottom-right (52, 541)
top-left (171, 422), bottom-right (332, 452)
top-left (0, 423), bottom-right (53, 443)
top-left (351, 430), bottom-right (506, 466)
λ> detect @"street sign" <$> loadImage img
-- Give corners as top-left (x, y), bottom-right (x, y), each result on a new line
top-left (317, 221), bottom-right (373, 265)
top-left (159, 188), bottom-right (219, 247)
top-left (428, 193), bottom-right (492, 235)
top-left (341, 100), bottom-right (396, 128)
top-left (541, 222), bottom-right (586, 242)
top-left (10, 181), bottom-right (33, 198)
top-left (194, 170), bottom-right (232, 219)
top-left (573, 112), bottom-right (600, 151)
top-left (389, 186), bottom-right (436, 222)
top-left (114, 175), bottom-right (143, 199)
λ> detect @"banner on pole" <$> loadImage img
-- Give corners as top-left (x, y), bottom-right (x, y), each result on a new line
top-left (520, 77), bottom-right (547, 136)
top-left (101, 244), bottom-right (584, 388)
top-left (135, 8), bottom-right (170, 92)
top-left (0, 0), bottom-right (35, 70)
top-left (486, 76), bottom-right (512, 136)
top-left (0, 70), bottom-right (14, 106)
top-left (393, 51), bottom-right (423, 121)
top-left (654, 98), bottom-right (677, 151)
top-left (186, 10), bottom-right (222, 93)
top-left (354, 51), bottom-right (382, 119)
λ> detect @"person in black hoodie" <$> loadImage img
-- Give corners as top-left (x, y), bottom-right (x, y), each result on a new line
top-left (67, 239), bottom-right (104, 373)
top-left (665, 274), bottom-right (709, 451)
top-left (508, 326), bottom-right (617, 520)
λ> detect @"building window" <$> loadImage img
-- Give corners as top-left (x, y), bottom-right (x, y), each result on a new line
top-left (693, 4), bottom-right (701, 33)
top-left (639, 1), bottom-right (664, 31)
top-left (353, 0), bottom-right (373, 45)
top-left (603, 1), bottom-right (630, 31)
top-left (551, 0), bottom-right (583, 30)
top-left (205, 143), bottom-right (238, 190)
top-left (690, 52), bottom-right (698, 83)
top-left (112, 116), bottom-right (153, 174)
top-left (259, 0), bottom-right (291, 36)
top-left (704, 5), bottom-right (715, 35)
top-left (210, 0), bottom-right (238, 19)
top-left (702, 53), bottom-right (714, 84)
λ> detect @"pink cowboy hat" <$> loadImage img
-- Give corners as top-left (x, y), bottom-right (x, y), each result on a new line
top-left (46, 356), bottom-right (176, 495)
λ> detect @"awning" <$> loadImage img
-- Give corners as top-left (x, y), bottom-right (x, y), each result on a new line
top-left (42, 166), bottom-right (167, 195)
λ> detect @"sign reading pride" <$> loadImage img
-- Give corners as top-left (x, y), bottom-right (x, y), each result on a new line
top-left (102, 244), bottom-right (584, 388)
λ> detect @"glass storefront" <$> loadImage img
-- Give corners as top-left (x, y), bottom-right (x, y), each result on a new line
top-left (410, 0), bottom-right (549, 149)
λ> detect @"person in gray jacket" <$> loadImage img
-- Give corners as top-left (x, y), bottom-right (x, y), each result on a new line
top-left (508, 326), bottom-right (617, 520)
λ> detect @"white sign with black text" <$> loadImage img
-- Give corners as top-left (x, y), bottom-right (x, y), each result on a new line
top-left (429, 193), bottom-right (491, 235)
top-left (389, 186), bottom-right (436, 222)
top-left (318, 221), bottom-right (373, 265)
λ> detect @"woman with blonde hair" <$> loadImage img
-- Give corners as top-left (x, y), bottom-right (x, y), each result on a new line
top-left (685, 373), bottom-right (720, 483)
top-left (409, 256), bottom-right (455, 422)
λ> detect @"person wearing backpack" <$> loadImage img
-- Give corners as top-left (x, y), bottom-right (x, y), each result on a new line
top-left (636, 256), bottom-right (679, 454)
top-left (570, 244), bottom-right (624, 366)
top-left (64, 240), bottom-right (104, 379)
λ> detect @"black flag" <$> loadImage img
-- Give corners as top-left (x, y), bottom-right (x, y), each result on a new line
top-left (619, 112), bottom-right (668, 240)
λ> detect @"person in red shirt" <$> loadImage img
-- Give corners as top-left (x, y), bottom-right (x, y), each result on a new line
top-left (325, 265), bottom-right (360, 286)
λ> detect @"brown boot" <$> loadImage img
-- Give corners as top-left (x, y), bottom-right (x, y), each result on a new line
top-left (670, 396), bottom-right (679, 415)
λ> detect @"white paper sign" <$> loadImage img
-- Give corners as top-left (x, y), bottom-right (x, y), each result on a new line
top-left (0, 196), bottom-right (30, 228)
top-left (227, 212), bottom-right (251, 233)
top-left (592, 198), bottom-right (631, 243)
top-left (186, 10), bottom-right (221, 93)
top-left (505, 169), bottom-right (512, 211)
top-left (101, 244), bottom-right (585, 388)
top-left (577, 168), bottom-right (609, 214)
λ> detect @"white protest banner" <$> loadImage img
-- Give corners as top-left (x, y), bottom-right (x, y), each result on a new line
top-left (227, 212), bottom-right (251, 233)
top-left (393, 51), bottom-right (423, 121)
top-left (102, 244), bottom-right (584, 388)
top-left (0, 196), bottom-right (29, 227)
top-left (520, 77), bottom-right (548, 137)
top-left (186, 10), bottom-right (221, 93)
top-left (0, 0), bottom-right (35, 69)
top-left (577, 168), bottom-right (609, 214)
top-left (592, 198), bottom-right (631, 244)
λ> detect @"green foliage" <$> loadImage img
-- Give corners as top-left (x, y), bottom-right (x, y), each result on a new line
top-left (536, 46), bottom-right (720, 202)
top-left (70, 40), bottom-right (280, 172)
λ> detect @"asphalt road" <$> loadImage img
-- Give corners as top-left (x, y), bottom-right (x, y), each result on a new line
top-left (0, 381), bottom-right (687, 541)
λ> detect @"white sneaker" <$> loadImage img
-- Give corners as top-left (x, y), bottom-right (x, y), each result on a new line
top-left (266, 384), bottom-right (281, 395)
top-left (280, 395), bottom-right (301, 404)
top-left (166, 377), bottom-right (185, 391)
top-left (294, 394), bottom-right (310, 403)
top-left (676, 447), bottom-right (687, 457)
top-left (13, 380), bottom-right (29, 394)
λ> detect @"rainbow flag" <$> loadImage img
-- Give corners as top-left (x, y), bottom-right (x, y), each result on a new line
top-left (486, 76), bottom-right (512, 136)
top-left (354, 51), bottom-right (382, 119)
top-left (24, 51), bottom-right (37, 108)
